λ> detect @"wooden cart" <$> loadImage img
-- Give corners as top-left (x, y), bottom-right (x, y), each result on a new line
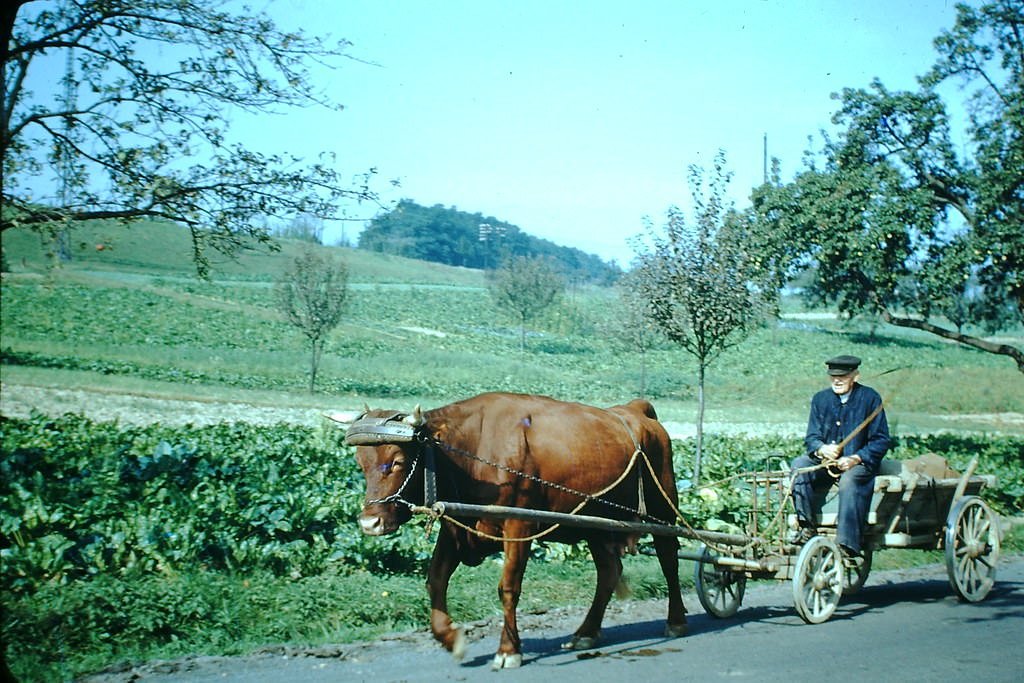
top-left (691, 454), bottom-right (1001, 624)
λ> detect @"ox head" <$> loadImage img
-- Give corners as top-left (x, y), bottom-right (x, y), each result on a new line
top-left (333, 406), bottom-right (426, 536)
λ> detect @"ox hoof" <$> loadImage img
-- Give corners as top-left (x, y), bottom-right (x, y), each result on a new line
top-left (450, 626), bottom-right (467, 661)
top-left (490, 653), bottom-right (523, 670)
top-left (665, 622), bottom-right (689, 638)
top-left (560, 633), bottom-right (600, 650)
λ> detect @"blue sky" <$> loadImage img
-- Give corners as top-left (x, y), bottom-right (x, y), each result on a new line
top-left (246, 0), bottom-right (966, 265)
top-left (28, 0), bottom-right (970, 266)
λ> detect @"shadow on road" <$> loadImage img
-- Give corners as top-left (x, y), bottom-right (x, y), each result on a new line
top-left (453, 619), bottom-right (692, 669)
top-left (839, 576), bottom-right (1023, 620)
top-left (455, 573), bottom-right (1023, 670)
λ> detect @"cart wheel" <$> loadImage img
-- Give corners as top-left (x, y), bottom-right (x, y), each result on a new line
top-left (792, 536), bottom-right (844, 624)
top-left (944, 495), bottom-right (1000, 602)
top-left (843, 548), bottom-right (872, 595)
top-left (694, 544), bottom-right (746, 618)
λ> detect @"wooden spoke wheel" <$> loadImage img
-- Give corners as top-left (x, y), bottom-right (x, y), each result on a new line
top-left (694, 544), bottom-right (746, 618)
top-left (842, 548), bottom-right (872, 595)
top-left (792, 536), bottom-right (844, 624)
top-left (944, 496), bottom-right (1000, 603)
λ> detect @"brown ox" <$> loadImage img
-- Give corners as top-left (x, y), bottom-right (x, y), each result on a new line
top-left (346, 392), bottom-right (687, 670)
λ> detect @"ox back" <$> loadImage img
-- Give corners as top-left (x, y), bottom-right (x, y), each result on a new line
top-left (349, 392), bottom-right (688, 670)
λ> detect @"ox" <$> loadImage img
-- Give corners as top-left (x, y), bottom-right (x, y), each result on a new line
top-left (344, 392), bottom-right (687, 670)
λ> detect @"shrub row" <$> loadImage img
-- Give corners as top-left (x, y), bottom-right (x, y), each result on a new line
top-left (1, 413), bottom-right (434, 597)
top-left (3, 413), bottom-right (1020, 600)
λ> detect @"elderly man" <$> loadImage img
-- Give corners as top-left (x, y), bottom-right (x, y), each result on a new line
top-left (790, 355), bottom-right (890, 557)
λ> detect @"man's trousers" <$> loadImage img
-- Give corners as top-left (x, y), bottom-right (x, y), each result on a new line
top-left (791, 454), bottom-right (876, 553)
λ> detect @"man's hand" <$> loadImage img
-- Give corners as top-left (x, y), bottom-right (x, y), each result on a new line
top-left (818, 444), bottom-right (842, 461)
top-left (835, 454), bottom-right (862, 472)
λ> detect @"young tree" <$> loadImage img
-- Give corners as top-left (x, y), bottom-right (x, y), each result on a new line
top-left (749, 0), bottom-right (1023, 371)
top-left (633, 152), bottom-right (776, 485)
top-left (276, 248), bottom-right (349, 393)
top-left (1, 0), bottom-right (379, 276)
top-left (601, 270), bottom-right (666, 398)
top-left (488, 255), bottom-right (564, 352)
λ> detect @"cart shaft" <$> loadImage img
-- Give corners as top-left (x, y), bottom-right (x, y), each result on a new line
top-left (430, 501), bottom-right (763, 547)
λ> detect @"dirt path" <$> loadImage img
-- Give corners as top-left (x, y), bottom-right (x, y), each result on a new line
top-left (0, 382), bottom-right (328, 427)
top-left (4, 380), bottom-right (1021, 437)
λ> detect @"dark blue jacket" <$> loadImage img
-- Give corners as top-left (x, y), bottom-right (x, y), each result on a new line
top-left (804, 383), bottom-right (890, 473)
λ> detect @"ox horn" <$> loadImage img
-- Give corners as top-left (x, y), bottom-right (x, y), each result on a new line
top-left (323, 411), bottom-right (362, 424)
top-left (404, 404), bottom-right (424, 427)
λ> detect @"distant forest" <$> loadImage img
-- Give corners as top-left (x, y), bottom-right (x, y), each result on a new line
top-left (358, 200), bottom-right (622, 284)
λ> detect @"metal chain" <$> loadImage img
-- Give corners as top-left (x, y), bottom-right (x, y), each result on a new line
top-left (422, 434), bottom-right (677, 526)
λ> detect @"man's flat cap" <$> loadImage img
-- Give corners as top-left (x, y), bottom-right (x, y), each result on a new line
top-left (826, 355), bottom-right (861, 375)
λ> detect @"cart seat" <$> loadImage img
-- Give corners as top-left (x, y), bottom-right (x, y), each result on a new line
top-left (789, 454), bottom-right (996, 531)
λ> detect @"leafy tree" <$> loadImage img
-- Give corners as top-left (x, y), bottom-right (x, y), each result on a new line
top-left (488, 255), bottom-right (564, 352)
top-left (749, 0), bottom-right (1023, 371)
top-left (276, 248), bottom-right (348, 393)
top-left (601, 270), bottom-right (666, 398)
top-left (2, 0), bottom-right (379, 276)
top-left (633, 152), bottom-right (776, 485)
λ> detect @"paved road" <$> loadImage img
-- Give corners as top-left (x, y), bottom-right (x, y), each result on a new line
top-left (89, 557), bottom-right (1024, 683)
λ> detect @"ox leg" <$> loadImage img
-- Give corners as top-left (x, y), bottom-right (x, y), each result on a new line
top-left (492, 529), bottom-right (531, 670)
top-left (653, 533), bottom-right (688, 637)
top-left (426, 529), bottom-right (467, 660)
top-left (564, 535), bottom-right (622, 651)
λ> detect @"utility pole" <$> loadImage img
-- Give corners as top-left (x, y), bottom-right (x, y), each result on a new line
top-left (763, 132), bottom-right (768, 184)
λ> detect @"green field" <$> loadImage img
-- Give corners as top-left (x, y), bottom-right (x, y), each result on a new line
top-left (3, 219), bottom-right (1022, 434)
top-left (2, 221), bottom-right (1022, 681)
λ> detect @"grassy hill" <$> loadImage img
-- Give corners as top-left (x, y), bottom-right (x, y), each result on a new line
top-left (2, 219), bottom-right (1022, 435)
top-left (1, 217), bottom-right (486, 285)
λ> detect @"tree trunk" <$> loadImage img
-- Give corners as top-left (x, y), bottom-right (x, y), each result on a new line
top-left (1, 2), bottom-right (33, 186)
top-left (309, 337), bottom-right (323, 393)
top-left (640, 348), bottom-right (647, 398)
top-left (694, 363), bottom-right (706, 487)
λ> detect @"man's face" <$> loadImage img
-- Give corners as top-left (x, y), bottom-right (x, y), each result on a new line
top-left (829, 371), bottom-right (858, 395)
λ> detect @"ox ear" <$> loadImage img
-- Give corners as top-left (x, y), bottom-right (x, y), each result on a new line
top-left (404, 404), bottom-right (424, 427)
top-left (363, 403), bottom-right (371, 413)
